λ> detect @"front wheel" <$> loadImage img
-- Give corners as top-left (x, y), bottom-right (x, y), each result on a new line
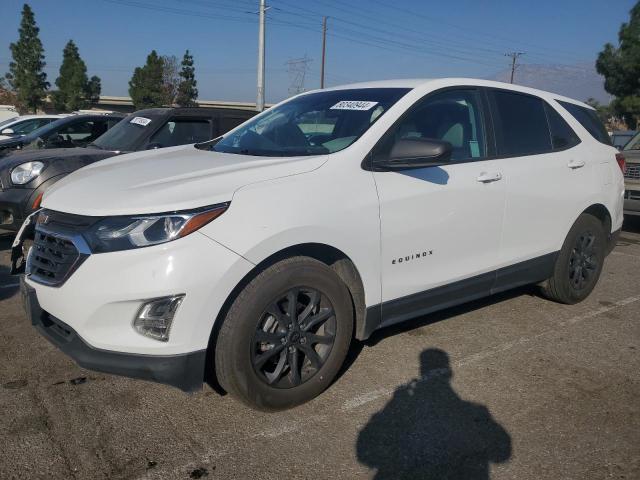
top-left (541, 213), bottom-right (606, 304)
top-left (214, 257), bottom-right (354, 411)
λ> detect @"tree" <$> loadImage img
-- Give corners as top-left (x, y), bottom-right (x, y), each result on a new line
top-left (596, 2), bottom-right (640, 128)
top-left (161, 54), bottom-right (179, 105)
top-left (586, 98), bottom-right (612, 124)
top-left (5, 4), bottom-right (49, 113)
top-left (52, 40), bottom-right (101, 111)
top-left (86, 75), bottom-right (101, 105)
top-left (176, 50), bottom-right (198, 107)
top-left (128, 50), bottom-right (165, 109)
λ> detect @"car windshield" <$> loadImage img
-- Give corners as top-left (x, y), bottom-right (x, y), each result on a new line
top-left (210, 88), bottom-right (411, 157)
top-left (0, 117), bottom-right (19, 129)
top-left (92, 113), bottom-right (162, 151)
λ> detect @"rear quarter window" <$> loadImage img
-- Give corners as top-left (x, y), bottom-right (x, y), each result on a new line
top-left (544, 103), bottom-right (580, 150)
top-left (557, 101), bottom-right (611, 146)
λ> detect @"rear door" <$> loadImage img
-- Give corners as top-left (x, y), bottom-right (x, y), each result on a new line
top-left (486, 89), bottom-right (586, 284)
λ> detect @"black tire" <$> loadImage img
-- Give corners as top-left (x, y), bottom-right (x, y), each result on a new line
top-left (215, 256), bottom-right (354, 411)
top-left (541, 213), bottom-right (606, 304)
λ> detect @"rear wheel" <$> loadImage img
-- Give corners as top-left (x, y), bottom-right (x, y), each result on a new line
top-left (215, 256), bottom-right (353, 411)
top-left (541, 213), bottom-right (606, 304)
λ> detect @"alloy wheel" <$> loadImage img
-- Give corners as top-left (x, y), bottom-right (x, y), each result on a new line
top-left (568, 231), bottom-right (598, 291)
top-left (251, 287), bottom-right (337, 388)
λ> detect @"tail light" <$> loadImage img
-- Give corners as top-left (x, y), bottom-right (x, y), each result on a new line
top-left (616, 152), bottom-right (626, 174)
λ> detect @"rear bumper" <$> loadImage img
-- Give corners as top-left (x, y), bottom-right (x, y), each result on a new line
top-left (21, 276), bottom-right (206, 392)
top-left (624, 186), bottom-right (640, 215)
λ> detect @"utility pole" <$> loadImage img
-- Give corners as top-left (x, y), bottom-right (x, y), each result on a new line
top-left (320, 16), bottom-right (328, 89)
top-left (256, 0), bottom-right (266, 111)
top-left (505, 52), bottom-right (525, 84)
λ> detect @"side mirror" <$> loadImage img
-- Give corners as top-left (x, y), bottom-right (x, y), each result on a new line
top-left (1, 128), bottom-right (15, 135)
top-left (374, 138), bottom-right (453, 171)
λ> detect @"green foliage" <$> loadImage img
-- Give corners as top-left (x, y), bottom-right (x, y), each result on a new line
top-left (586, 98), bottom-right (613, 125)
top-left (596, 1), bottom-right (640, 128)
top-left (52, 40), bottom-right (101, 111)
top-left (87, 76), bottom-right (101, 105)
top-left (129, 50), bottom-right (166, 109)
top-left (161, 55), bottom-right (179, 105)
top-left (175, 50), bottom-right (198, 107)
top-left (5, 4), bottom-right (49, 113)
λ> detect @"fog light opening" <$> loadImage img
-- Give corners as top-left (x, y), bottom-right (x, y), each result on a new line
top-left (133, 295), bottom-right (185, 342)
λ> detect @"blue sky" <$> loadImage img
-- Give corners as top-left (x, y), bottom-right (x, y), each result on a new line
top-left (0, 0), bottom-right (636, 103)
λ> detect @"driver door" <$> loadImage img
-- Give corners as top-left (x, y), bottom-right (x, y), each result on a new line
top-left (371, 88), bottom-right (506, 324)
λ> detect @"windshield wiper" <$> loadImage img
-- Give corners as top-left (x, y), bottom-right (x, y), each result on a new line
top-left (87, 142), bottom-right (103, 150)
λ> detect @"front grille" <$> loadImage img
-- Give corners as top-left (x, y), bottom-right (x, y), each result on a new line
top-left (29, 230), bottom-right (84, 286)
top-left (625, 164), bottom-right (640, 180)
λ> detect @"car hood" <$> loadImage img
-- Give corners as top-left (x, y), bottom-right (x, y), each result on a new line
top-left (43, 145), bottom-right (328, 216)
top-left (0, 147), bottom-right (116, 172)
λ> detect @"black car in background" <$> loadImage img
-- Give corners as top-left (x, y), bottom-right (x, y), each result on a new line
top-left (0, 107), bottom-right (255, 232)
top-left (0, 113), bottom-right (125, 156)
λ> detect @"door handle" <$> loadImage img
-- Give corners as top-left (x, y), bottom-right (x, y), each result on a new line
top-left (567, 159), bottom-right (585, 169)
top-left (477, 171), bottom-right (503, 183)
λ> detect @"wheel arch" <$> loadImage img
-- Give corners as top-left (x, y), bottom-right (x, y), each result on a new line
top-left (582, 203), bottom-right (612, 234)
top-left (204, 242), bottom-right (369, 391)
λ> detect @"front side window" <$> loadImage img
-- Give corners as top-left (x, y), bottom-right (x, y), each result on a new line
top-left (374, 89), bottom-right (487, 162)
top-left (57, 120), bottom-right (108, 143)
top-left (212, 88), bottom-right (411, 157)
top-left (149, 119), bottom-right (212, 147)
top-left (558, 100), bottom-right (611, 146)
top-left (491, 90), bottom-right (552, 156)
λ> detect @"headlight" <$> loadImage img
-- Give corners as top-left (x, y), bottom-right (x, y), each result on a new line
top-left (11, 161), bottom-right (44, 184)
top-left (83, 203), bottom-right (229, 253)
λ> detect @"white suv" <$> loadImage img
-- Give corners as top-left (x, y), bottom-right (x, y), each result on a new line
top-left (18, 79), bottom-right (624, 410)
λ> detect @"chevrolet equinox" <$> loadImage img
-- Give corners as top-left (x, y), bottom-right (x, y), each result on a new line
top-left (16, 79), bottom-right (624, 410)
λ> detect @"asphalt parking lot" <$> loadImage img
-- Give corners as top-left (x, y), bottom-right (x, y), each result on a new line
top-left (0, 220), bottom-right (639, 480)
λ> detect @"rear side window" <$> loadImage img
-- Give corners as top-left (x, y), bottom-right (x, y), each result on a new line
top-left (544, 104), bottom-right (580, 150)
top-left (557, 101), bottom-right (611, 145)
top-left (490, 90), bottom-right (552, 156)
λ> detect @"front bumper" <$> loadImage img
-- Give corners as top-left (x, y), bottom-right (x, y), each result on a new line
top-left (21, 277), bottom-right (206, 392)
top-left (22, 229), bottom-right (255, 390)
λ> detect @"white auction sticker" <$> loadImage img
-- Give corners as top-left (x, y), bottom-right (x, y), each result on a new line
top-left (130, 116), bottom-right (152, 126)
top-left (330, 100), bottom-right (379, 111)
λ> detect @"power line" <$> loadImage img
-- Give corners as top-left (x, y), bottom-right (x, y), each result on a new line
top-left (271, 0), bottom-right (508, 68)
top-left (286, 55), bottom-right (312, 95)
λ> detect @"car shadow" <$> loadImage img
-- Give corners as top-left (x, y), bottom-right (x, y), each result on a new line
top-left (356, 348), bottom-right (512, 479)
top-left (622, 215), bottom-right (640, 235)
top-left (336, 286), bottom-right (533, 383)
top-left (0, 233), bottom-right (19, 300)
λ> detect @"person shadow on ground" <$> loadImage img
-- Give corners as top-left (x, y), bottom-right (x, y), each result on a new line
top-left (356, 348), bottom-right (512, 480)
